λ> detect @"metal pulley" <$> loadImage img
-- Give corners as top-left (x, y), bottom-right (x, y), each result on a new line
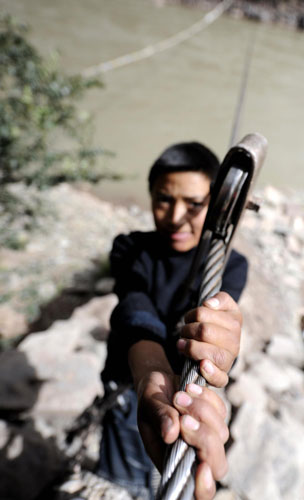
top-left (157, 132), bottom-right (268, 500)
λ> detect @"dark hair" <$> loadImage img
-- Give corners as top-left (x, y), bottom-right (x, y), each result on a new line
top-left (148, 141), bottom-right (220, 192)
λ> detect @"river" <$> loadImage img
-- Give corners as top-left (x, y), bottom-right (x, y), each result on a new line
top-left (1, 0), bottom-right (304, 208)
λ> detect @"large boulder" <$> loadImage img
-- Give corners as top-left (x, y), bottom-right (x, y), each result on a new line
top-left (223, 402), bottom-right (304, 500)
top-left (0, 419), bottom-right (67, 500)
top-left (17, 295), bottom-right (118, 429)
top-left (0, 351), bottom-right (38, 412)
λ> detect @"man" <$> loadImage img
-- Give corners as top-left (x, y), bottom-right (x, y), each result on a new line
top-left (99, 142), bottom-right (247, 499)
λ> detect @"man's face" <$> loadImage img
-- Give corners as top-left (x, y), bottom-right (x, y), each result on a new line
top-left (151, 171), bottom-right (210, 252)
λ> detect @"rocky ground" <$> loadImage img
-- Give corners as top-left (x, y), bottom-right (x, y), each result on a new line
top-left (0, 182), bottom-right (303, 500)
top-left (156, 0), bottom-right (304, 30)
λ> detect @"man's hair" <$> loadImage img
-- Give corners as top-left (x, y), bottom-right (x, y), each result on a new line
top-left (148, 141), bottom-right (220, 192)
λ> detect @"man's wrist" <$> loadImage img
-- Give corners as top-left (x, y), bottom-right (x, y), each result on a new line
top-left (128, 340), bottom-right (173, 392)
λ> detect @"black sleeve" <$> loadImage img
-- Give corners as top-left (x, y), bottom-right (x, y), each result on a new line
top-left (110, 233), bottom-right (149, 299)
top-left (221, 249), bottom-right (248, 302)
top-left (110, 233), bottom-right (167, 349)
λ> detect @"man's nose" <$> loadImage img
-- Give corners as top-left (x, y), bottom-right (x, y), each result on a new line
top-left (169, 201), bottom-right (187, 225)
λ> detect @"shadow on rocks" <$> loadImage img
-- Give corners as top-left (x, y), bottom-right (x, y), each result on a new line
top-left (27, 259), bottom-right (114, 335)
top-left (0, 351), bottom-right (68, 500)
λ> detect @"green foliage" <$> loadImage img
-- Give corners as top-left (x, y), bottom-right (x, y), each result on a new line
top-left (0, 15), bottom-right (120, 246)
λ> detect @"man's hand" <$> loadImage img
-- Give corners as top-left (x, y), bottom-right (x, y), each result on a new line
top-left (137, 370), bottom-right (228, 499)
top-left (177, 291), bottom-right (242, 387)
top-left (136, 369), bottom-right (179, 471)
top-left (129, 289), bottom-right (242, 500)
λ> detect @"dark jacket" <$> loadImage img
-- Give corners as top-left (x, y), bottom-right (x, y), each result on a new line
top-left (102, 231), bottom-right (248, 384)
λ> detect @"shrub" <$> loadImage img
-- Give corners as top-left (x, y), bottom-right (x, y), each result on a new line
top-left (0, 15), bottom-right (119, 246)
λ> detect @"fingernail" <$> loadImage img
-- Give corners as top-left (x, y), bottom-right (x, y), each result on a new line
top-left (202, 464), bottom-right (213, 490)
top-left (177, 338), bottom-right (187, 351)
top-left (161, 416), bottom-right (173, 438)
top-left (175, 392), bottom-right (192, 407)
top-left (202, 360), bottom-right (215, 375)
top-left (183, 415), bottom-right (200, 431)
top-left (187, 383), bottom-right (202, 395)
top-left (205, 297), bottom-right (220, 309)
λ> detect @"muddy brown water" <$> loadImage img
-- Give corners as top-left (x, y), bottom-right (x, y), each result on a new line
top-left (2, 0), bottom-right (304, 208)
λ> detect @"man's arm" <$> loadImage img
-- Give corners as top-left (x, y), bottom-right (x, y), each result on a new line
top-left (128, 291), bottom-right (242, 499)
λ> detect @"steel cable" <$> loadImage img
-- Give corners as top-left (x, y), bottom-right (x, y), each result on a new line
top-left (156, 237), bottom-right (226, 500)
top-left (157, 157), bottom-right (256, 500)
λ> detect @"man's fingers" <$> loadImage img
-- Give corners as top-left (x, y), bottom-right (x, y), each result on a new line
top-left (204, 291), bottom-right (241, 314)
top-left (173, 385), bottom-right (228, 495)
top-left (137, 371), bottom-right (180, 445)
top-left (195, 462), bottom-right (216, 500)
top-left (180, 417), bottom-right (228, 480)
top-left (141, 399), bottom-right (178, 445)
top-left (187, 383), bottom-right (227, 419)
top-left (178, 291), bottom-right (242, 384)
top-left (177, 338), bottom-right (234, 380)
top-left (184, 291), bottom-right (242, 327)
top-left (160, 415), bottom-right (176, 443)
top-left (173, 387), bottom-right (228, 443)
top-left (200, 359), bottom-right (229, 387)
top-left (180, 322), bottom-right (239, 354)
top-left (184, 308), bottom-right (241, 334)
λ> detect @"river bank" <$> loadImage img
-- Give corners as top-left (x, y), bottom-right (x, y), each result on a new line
top-left (0, 183), bottom-right (303, 342)
top-left (0, 183), bottom-right (303, 499)
top-left (156, 0), bottom-right (304, 30)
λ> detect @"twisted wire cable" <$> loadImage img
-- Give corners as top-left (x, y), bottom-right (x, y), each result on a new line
top-left (155, 134), bottom-right (267, 499)
top-left (156, 237), bottom-right (226, 500)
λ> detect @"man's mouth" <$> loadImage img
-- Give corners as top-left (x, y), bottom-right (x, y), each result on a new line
top-left (168, 231), bottom-right (191, 241)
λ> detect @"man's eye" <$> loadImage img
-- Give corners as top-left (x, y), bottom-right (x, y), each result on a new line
top-left (156, 194), bottom-right (171, 204)
top-left (188, 195), bottom-right (210, 211)
top-left (188, 201), bottom-right (204, 210)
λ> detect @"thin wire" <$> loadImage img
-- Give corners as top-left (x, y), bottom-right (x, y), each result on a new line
top-left (229, 29), bottom-right (257, 147)
top-left (81, 0), bottom-right (234, 78)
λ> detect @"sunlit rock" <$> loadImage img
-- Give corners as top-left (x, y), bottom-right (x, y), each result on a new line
top-left (0, 304), bottom-right (27, 339)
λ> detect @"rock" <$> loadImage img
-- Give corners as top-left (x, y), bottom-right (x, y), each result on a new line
top-left (8, 296), bottom-right (118, 430)
top-left (273, 214), bottom-right (291, 238)
top-left (264, 185), bottom-right (286, 207)
top-left (246, 352), bottom-right (303, 394)
top-left (94, 277), bottom-right (115, 295)
top-left (267, 334), bottom-right (304, 368)
top-left (297, 14), bottom-right (304, 30)
top-left (29, 352), bottom-right (103, 428)
top-left (37, 281), bottom-right (57, 302)
top-left (224, 402), bottom-right (304, 500)
top-left (0, 183), bottom-right (153, 326)
top-left (287, 234), bottom-right (303, 256)
top-left (0, 351), bottom-right (39, 411)
top-left (214, 490), bottom-right (239, 500)
top-left (227, 372), bottom-right (268, 408)
top-left (292, 215), bottom-right (304, 242)
top-left (0, 183), bottom-right (303, 499)
top-left (56, 471), bottom-right (134, 500)
top-left (0, 419), bottom-right (67, 500)
top-left (0, 304), bottom-right (28, 339)
top-left (72, 294), bottom-right (118, 341)
top-left (279, 393), bottom-right (304, 426)
top-left (18, 306), bottom-right (108, 428)
top-left (19, 318), bottom-right (95, 359)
